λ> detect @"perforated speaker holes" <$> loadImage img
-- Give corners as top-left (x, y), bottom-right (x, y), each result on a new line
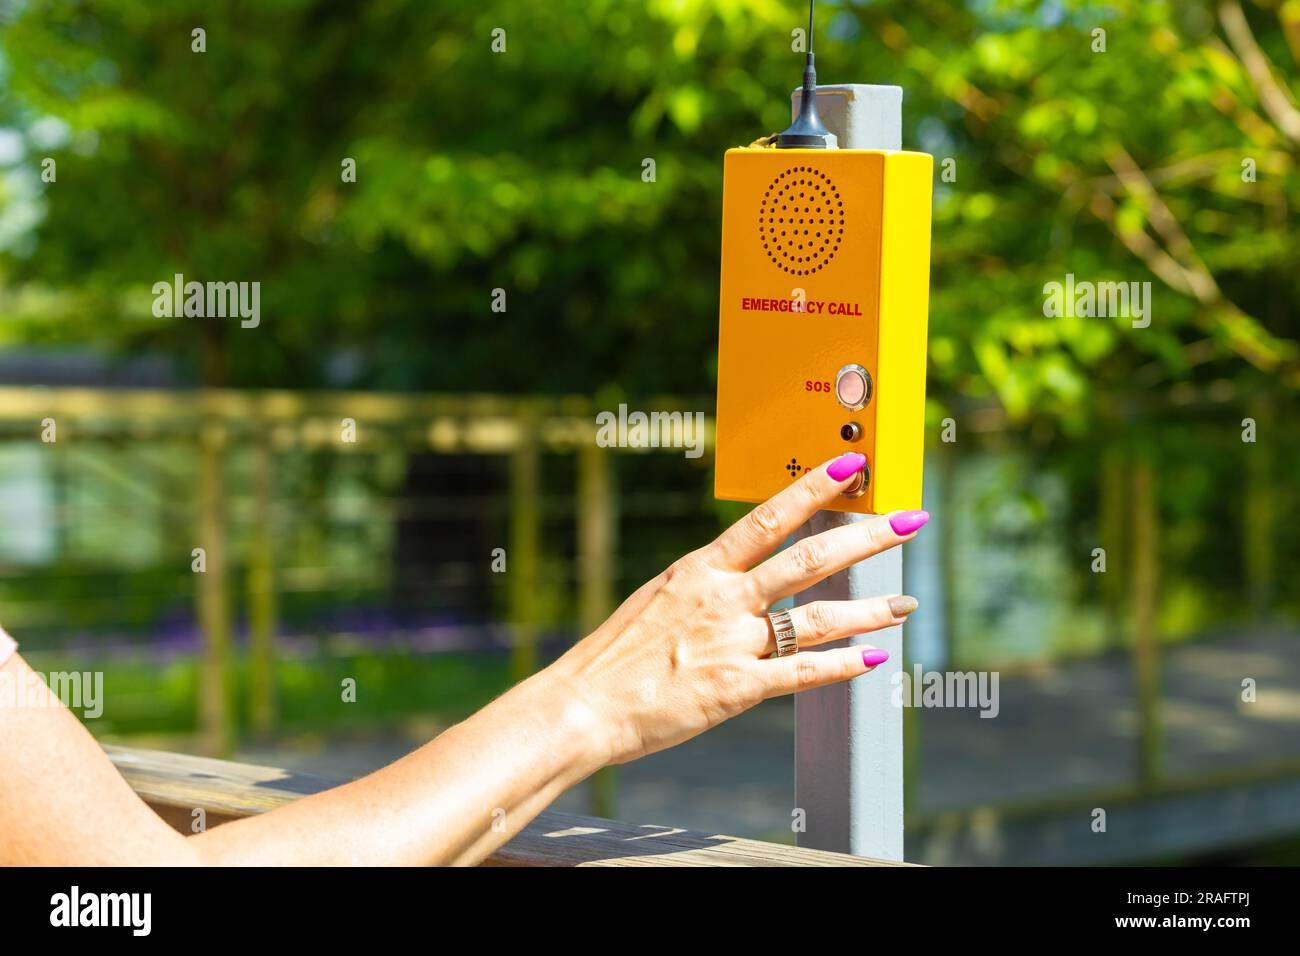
top-left (758, 166), bottom-right (845, 276)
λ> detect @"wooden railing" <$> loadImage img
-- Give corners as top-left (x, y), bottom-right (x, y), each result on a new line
top-left (0, 387), bottom-right (708, 768)
top-left (108, 745), bottom-right (906, 866)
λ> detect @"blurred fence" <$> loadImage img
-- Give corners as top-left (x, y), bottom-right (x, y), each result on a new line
top-left (0, 387), bottom-right (720, 755)
top-left (0, 386), bottom-right (1296, 818)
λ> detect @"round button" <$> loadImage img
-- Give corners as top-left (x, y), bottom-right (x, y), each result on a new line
top-left (835, 364), bottom-right (872, 411)
top-left (841, 464), bottom-right (869, 499)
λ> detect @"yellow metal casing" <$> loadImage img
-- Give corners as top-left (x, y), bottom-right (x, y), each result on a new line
top-left (714, 147), bottom-right (933, 514)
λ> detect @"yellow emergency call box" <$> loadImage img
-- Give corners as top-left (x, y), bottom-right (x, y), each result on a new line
top-left (714, 146), bottom-right (933, 514)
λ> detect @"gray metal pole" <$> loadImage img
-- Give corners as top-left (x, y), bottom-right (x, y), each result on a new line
top-left (791, 84), bottom-right (906, 860)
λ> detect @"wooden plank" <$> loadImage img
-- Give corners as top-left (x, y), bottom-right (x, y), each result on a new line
top-left (484, 811), bottom-right (902, 867)
top-left (246, 433), bottom-right (278, 735)
top-left (507, 404), bottom-right (542, 683)
top-left (577, 441), bottom-right (618, 818)
top-left (196, 421), bottom-right (234, 757)
top-left (106, 745), bottom-right (905, 866)
top-left (0, 387), bottom-right (716, 454)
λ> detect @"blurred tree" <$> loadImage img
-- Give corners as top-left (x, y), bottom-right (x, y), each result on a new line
top-left (859, 0), bottom-right (1299, 432)
top-left (0, 0), bottom-right (1294, 424)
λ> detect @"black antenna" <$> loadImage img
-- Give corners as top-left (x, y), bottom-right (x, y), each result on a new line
top-left (775, 0), bottom-right (835, 149)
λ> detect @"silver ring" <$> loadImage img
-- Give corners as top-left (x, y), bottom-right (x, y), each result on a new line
top-left (767, 608), bottom-right (799, 657)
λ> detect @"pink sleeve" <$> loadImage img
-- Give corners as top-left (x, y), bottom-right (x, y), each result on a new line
top-left (0, 626), bottom-right (16, 667)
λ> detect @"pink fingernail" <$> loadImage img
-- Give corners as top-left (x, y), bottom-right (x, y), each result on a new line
top-left (862, 648), bottom-right (890, 667)
top-left (827, 453), bottom-right (867, 482)
top-left (888, 510), bottom-right (929, 536)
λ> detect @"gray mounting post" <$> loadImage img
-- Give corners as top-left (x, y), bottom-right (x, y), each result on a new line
top-left (791, 83), bottom-right (906, 861)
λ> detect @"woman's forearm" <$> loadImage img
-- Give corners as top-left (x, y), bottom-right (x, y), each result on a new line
top-left (4, 453), bottom-right (918, 866)
top-left (190, 453), bottom-right (914, 865)
top-left (190, 669), bottom-right (613, 866)
top-left (3, 651), bottom-right (612, 866)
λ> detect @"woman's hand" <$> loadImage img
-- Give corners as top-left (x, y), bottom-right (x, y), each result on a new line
top-left (549, 451), bottom-right (928, 767)
top-left (0, 451), bottom-right (928, 867)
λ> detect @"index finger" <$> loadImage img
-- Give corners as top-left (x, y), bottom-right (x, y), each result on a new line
top-left (708, 452), bottom-right (868, 570)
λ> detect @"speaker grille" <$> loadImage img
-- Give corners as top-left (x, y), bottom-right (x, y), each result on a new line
top-left (758, 165), bottom-right (845, 276)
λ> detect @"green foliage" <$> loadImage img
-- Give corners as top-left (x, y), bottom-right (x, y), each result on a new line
top-left (0, 0), bottom-right (1296, 424)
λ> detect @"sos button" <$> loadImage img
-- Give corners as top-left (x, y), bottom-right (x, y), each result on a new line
top-left (835, 364), bottom-right (873, 411)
